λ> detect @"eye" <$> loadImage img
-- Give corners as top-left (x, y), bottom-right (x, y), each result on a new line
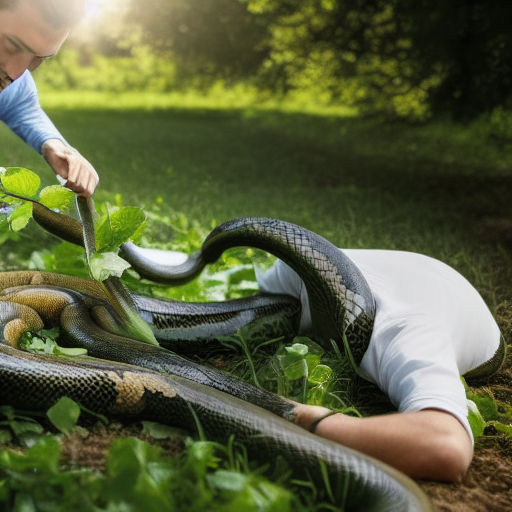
top-left (4, 37), bottom-right (22, 55)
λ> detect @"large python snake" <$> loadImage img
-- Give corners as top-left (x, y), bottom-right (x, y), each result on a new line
top-left (0, 199), bottom-right (451, 511)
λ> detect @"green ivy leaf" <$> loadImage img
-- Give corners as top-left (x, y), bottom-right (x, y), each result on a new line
top-left (95, 206), bottom-right (146, 252)
top-left (8, 202), bottom-right (33, 231)
top-left (0, 167), bottom-right (40, 197)
top-left (39, 185), bottom-right (74, 210)
top-left (89, 252), bottom-right (131, 280)
top-left (47, 397), bottom-right (81, 434)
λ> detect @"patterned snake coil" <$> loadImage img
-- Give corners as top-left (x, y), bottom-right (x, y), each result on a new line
top-left (0, 200), bottom-right (443, 511)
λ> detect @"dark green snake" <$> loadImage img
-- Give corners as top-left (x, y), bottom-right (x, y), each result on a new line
top-left (0, 198), bottom-right (470, 511)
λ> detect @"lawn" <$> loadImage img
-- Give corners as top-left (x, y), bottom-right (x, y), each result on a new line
top-left (1, 92), bottom-right (511, 511)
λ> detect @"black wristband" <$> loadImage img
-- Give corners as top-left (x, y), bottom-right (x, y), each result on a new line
top-left (308, 410), bottom-right (338, 433)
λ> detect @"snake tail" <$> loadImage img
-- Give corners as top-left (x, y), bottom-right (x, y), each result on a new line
top-left (0, 343), bottom-right (432, 512)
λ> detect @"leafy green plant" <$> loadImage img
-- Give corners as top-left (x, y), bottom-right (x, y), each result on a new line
top-left (0, 406), bottom-right (44, 446)
top-left (19, 328), bottom-right (87, 357)
top-left (46, 397), bottom-right (82, 435)
top-left (0, 167), bottom-right (147, 282)
top-left (0, 167), bottom-right (74, 230)
top-left (463, 378), bottom-right (512, 441)
top-left (0, 425), bottom-right (340, 512)
top-left (0, 167), bottom-right (157, 346)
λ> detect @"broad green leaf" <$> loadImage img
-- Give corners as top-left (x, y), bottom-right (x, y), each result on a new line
top-left (47, 397), bottom-right (81, 434)
top-left (55, 346), bottom-right (88, 357)
top-left (141, 421), bottom-right (181, 440)
top-left (28, 241), bottom-right (88, 278)
top-left (186, 440), bottom-right (220, 475)
top-left (207, 470), bottom-right (247, 492)
top-left (251, 480), bottom-right (292, 512)
top-left (18, 333), bottom-right (46, 353)
top-left (1, 436), bottom-right (60, 473)
top-left (9, 420), bottom-right (44, 437)
top-left (0, 405), bottom-right (14, 421)
top-left (284, 343), bottom-right (308, 357)
top-left (39, 185), bottom-right (74, 210)
top-left (44, 338), bottom-right (58, 354)
top-left (89, 251), bottom-right (131, 280)
top-left (8, 202), bottom-right (33, 231)
top-left (106, 437), bottom-right (162, 500)
top-left (308, 364), bottom-right (333, 385)
top-left (307, 385), bottom-right (328, 406)
top-left (129, 219), bottom-right (147, 244)
top-left (0, 167), bottom-right (40, 197)
top-left (279, 355), bottom-right (308, 380)
top-left (466, 391), bottom-right (498, 421)
top-left (95, 206), bottom-right (146, 252)
top-left (467, 400), bottom-right (486, 438)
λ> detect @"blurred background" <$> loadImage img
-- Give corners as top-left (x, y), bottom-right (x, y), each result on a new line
top-left (2, 0), bottom-right (512, 303)
top-left (36, 0), bottom-right (512, 123)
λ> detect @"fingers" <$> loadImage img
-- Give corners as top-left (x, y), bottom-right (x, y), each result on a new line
top-left (43, 140), bottom-right (99, 197)
top-left (62, 150), bottom-right (99, 198)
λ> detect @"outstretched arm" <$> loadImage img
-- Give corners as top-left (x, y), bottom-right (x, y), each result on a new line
top-left (0, 71), bottom-right (98, 197)
top-left (294, 404), bottom-right (473, 482)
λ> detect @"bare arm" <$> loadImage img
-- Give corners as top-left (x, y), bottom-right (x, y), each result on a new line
top-left (294, 404), bottom-right (473, 482)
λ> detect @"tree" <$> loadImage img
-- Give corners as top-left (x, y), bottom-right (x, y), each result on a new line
top-left (123, 0), bottom-right (269, 82)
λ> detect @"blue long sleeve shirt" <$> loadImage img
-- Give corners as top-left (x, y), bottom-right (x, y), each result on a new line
top-left (0, 70), bottom-right (65, 153)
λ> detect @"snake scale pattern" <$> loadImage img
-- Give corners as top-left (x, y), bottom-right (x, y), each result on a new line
top-left (0, 201), bottom-right (439, 511)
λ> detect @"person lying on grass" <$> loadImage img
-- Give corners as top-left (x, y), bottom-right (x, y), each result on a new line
top-left (257, 249), bottom-right (504, 483)
top-left (0, 0), bottom-right (98, 197)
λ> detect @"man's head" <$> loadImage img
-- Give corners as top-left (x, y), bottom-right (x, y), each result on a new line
top-left (0, 0), bottom-right (86, 89)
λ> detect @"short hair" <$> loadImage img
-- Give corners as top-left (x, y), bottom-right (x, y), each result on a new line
top-left (0, 0), bottom-right (87, 29)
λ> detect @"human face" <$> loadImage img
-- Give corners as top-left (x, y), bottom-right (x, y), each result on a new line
top-left (0, 0), bottom-right (69, 90)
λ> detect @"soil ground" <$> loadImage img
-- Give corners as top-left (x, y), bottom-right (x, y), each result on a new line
top-left (57, 331), bottom-right (512, 511)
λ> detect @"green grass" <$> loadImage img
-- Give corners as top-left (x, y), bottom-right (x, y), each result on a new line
top-left (2, 91), bottom-right (511, 307)
top-left (1, 91), bottom-right (512, 509)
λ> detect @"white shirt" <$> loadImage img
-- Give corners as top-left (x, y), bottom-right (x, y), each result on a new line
top-left (257, 250), bottom-right (502, 442)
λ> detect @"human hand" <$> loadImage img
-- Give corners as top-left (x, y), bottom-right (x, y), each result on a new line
top-left (42, 139), bottom-right (99, 197)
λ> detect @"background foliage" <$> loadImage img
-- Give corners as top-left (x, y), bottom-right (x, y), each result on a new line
top-left (35, 0), bottom-right (512, 122)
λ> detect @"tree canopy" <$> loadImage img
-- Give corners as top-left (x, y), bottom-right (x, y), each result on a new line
top-left (64, 0), bottom-right (512, 118)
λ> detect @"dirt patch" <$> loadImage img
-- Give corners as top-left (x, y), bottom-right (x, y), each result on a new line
top-left (418, 308), bottom-right (512, 512)
top-left (40, 307), bottom-right (512, 510)
top-left (60, 420), bottom-right (185, 470)
top-left (420, 442), bottom-right (512, 512)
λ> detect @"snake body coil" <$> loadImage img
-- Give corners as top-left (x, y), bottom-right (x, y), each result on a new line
top-left (0, 204), bottom-right (437, 511)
